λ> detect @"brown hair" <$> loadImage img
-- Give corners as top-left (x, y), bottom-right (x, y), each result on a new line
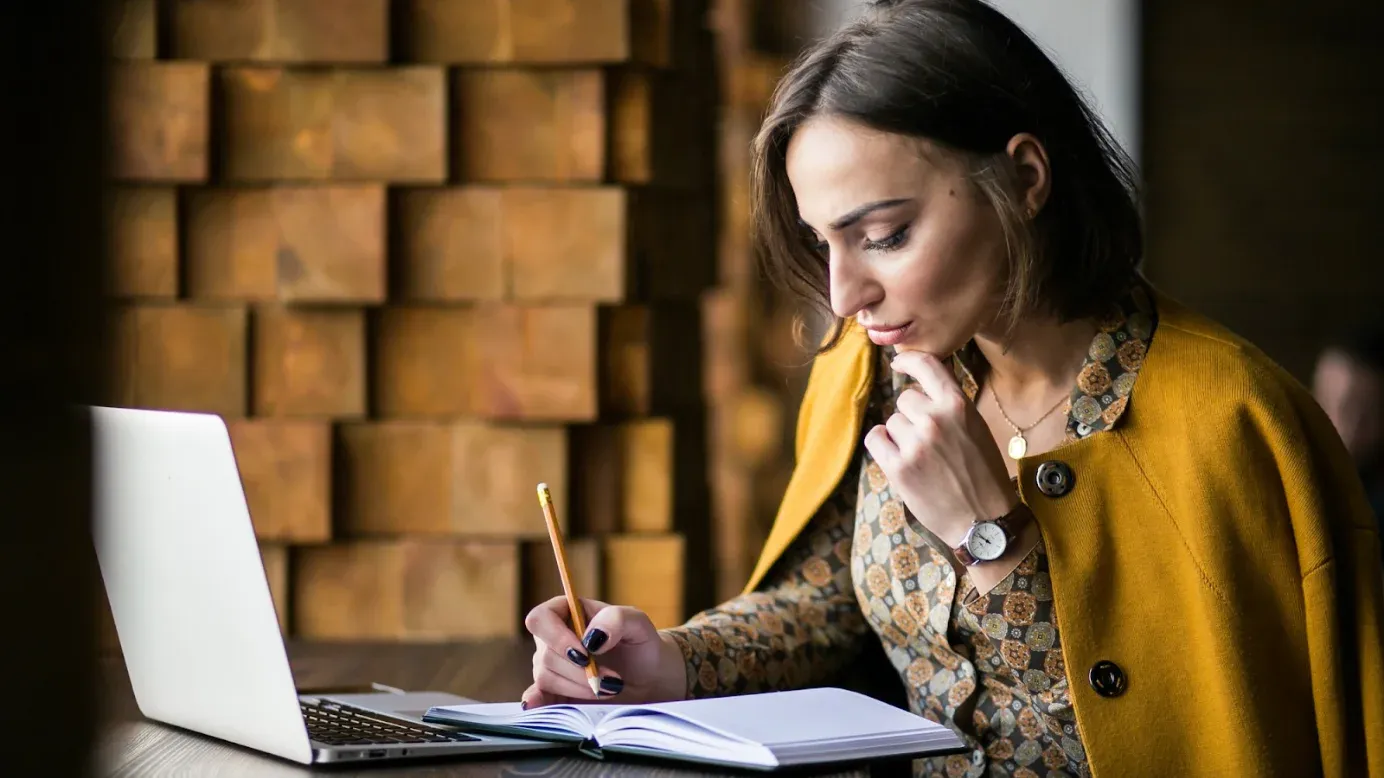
top-left (750, 0), bottom-right (1143, 352)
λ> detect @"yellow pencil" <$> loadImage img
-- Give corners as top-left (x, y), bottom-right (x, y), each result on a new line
top-left (536, 482), bottom-right (601, 696)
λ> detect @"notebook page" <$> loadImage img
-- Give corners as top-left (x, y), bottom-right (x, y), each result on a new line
top-left (423, 701), bottom-right (606, 738)
top-left (598, 687), bottom-right (947, 748)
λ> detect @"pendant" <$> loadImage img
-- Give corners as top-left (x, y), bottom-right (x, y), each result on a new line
top-left (1007, 434), bottom-right (1027, 460)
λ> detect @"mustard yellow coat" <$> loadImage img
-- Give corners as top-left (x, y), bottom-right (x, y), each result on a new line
top-left (745, 290), bottom-right (1384, 777)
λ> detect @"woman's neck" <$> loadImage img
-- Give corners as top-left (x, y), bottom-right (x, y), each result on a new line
top-left (972, 313), bottom-right (1096, 410)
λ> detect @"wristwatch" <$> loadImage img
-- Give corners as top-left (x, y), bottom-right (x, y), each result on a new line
top-left (952, 507), bottom-right (1028, 566)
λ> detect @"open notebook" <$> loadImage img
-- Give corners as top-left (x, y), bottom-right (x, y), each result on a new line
top-left (422, 687), bottom-right (967, 771)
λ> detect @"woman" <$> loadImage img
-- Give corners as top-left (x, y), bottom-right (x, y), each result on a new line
top-left (522, 1), bottom-right (1384, 775)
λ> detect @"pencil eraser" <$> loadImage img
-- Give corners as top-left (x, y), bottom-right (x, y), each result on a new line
top-left (537, 482), bottom-right (549, 491)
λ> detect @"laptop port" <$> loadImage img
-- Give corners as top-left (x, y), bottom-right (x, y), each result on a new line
top-left (367, 750), bottom-right (387, 758)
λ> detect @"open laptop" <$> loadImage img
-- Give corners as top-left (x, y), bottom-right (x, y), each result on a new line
top-left (90, 404), bottom-right (563, 765)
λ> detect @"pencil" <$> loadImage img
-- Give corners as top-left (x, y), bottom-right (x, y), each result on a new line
top-left (536, 482), bottom-right (602, 697)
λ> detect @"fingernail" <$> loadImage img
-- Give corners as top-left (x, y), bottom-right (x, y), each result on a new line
top-left (566, 647), bottom-right (589, 666)
top-left (598, 676), bottom-right (624, 696)
top-left (520, 700), bottom-right (528, 710)
top-left (582, 628), bottom-right (608, 653)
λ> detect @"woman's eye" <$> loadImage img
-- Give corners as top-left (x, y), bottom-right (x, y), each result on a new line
top-left (864, 225), bottom-right (910, 253)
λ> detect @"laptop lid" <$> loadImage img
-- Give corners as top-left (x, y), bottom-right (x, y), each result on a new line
top-left (91, 405), bottom-right (313, 765)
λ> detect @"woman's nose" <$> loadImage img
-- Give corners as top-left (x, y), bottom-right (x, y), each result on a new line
top-left (829, 254), bottom-right (879, 320)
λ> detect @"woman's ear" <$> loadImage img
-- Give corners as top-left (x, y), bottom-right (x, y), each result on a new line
top-left (1005, 133), bottom-right (1051, 218)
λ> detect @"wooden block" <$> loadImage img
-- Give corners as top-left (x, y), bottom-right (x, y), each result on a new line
top-left (185, 185), bottom-right (386, 303)
top-left (371, 309), bottom-right (475, 417)
top-left (374, 306), bottom-right (597, 420)
top-left (226, 420), bottom-right (331, 543)
top-left (338, 421), bottom-right (567, 537)
top-left (221, 67), bottom-right (446, 181)
top-left (604, 535), bottom-right (683, 629)
top-left (509, 0), bottom-right (631, 62)
top-left (571, 420), bottom-right (674, 535)
top-left (522, 538), bottom-right (601, 618)
top-left (109, 0), bottom-right (156, 58)
top-left (395, 188), bottom-right (506, 301)
top-left (259, 543), bottom-right (291, 634)
top-left (171, 0), bottom-right (388, 62)
top-left (109, 62), bottom-right (209, 181)
top-left (473, 306), bottom-right (599, 420)
top-left (609, 70), bottom-right (713, 189)
top-left (452, 70), bottom-right (604, 182)
top-left (505, 187), bottom-right (627, 302)
top-left (700, 288), bottom-right (750, 403)
top-left (252, 307), bottom-right (365, 417)
top-left (403, 0), bottom-right (669, 64)
top-left (111, 305), bottom-right (247, 416)
top-left (294, 540), bottom-right (519, 640)
top-left (107, 187), bottom-right (177, 298)
top-left (599, 304), bottom-right (701, 417)
top-left (332, 69), bottom-right (447, 180)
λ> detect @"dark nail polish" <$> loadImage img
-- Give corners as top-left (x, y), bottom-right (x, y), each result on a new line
top-left (566, 647), bottom-right (589, 666)
top-left (598, 676), bottom-right (624, 695)
top-left (520, 701), bottom-right (528, 711)
top-left (583, 628), bottom-right (608, 653)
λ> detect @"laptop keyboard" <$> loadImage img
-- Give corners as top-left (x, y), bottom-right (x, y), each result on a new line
top-left (301, 699), bottom-right (480, 746)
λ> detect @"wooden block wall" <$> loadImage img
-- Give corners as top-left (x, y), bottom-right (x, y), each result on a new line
top-left (701, 0), bottom-right (816, 602)
top-left (99, 0), bottom-right (715, 645)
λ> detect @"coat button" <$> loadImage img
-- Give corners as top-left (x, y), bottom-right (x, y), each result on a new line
top-left (1035, 461), bottom-right (1074, 497)
top-left (1088, 660), bottom-right (1127, 698)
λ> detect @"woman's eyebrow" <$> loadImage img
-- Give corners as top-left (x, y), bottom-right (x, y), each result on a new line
top-left (826, 198), bottom-right (914, 231)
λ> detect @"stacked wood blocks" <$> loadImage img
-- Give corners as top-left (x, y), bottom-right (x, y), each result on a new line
top-left (100, 0), bottom-right (715, 648)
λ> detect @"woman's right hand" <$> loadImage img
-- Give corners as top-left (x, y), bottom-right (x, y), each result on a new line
top-left (521, 595), bottom-right (688, 709)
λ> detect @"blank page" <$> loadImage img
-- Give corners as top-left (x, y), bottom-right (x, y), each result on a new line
top-left (599, 687), bottom-right (952, 747)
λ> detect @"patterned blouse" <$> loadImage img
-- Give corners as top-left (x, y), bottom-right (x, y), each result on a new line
top-left (664, 285), bottom-right (1159, 778)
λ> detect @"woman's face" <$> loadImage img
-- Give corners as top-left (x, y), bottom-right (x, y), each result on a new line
top-left (786, 115), bottom-right (1010, 355)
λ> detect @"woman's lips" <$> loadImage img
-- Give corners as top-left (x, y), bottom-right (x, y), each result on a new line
top-left (864, 321), bottom-right (913, 346)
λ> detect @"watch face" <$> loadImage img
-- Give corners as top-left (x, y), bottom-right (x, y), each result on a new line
top-left (966, 521), bottom-right (1007, 561)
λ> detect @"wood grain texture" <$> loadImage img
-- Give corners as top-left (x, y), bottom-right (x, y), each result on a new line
top-left (226, 419), bottom-right (332, 543)
top-left (374, 306), bottom-right (597, 420)
top-left (108, 62), bottom-right (209, 181)
top-left (401, 0), bottom-right (670, 64)
top-left (171, 0), bottom-right (389, 62)
top-left (452, 70), bottom-right (604, 182)
top-left (220, 67), bottom-right (445, 181)
top-left (185, 186), bottom-right (386, 302)
top-left (505, 187), bottom-right (628, 301)
top-left (604, 534), bottom-right (684, 629)
top-left (107, 186), bottom-right (177, 298)
top-left (570, 420), bottom-right (674, 534)
top-left (337, 421), bottom-right (567, 537)
top-left (260, 543), bottom-right (292, 634)
top-left (521, 537), bottom-right (601, 621)
top-left (252, 306), bottom-right (366, 417)
top-left (294, 541), bottom-right (520, 640)
top-left (110, 304), bottom-right (247, 417)
top-left (395, 188), bottom-right (506, 301)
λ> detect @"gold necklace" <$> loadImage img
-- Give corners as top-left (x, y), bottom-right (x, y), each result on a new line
top-left (989, 383), bottom-right (1070, 459)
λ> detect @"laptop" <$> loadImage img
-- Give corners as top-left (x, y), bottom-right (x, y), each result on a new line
top-left (90, 404), bottom-right (564, 765)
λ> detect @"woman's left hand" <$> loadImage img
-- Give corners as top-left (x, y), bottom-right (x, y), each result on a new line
top-left (864, 351), bottom-right (1019, 548)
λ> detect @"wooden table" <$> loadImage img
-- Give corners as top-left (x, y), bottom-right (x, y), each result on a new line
top-left (97, 640), bottom-right (899, 777)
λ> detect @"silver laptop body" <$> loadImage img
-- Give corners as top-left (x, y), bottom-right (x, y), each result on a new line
top-left (90, 404), bottom-right (561, 765)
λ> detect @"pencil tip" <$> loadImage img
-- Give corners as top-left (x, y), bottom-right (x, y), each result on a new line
top-left (589, 677), bottom-right (601, 696)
